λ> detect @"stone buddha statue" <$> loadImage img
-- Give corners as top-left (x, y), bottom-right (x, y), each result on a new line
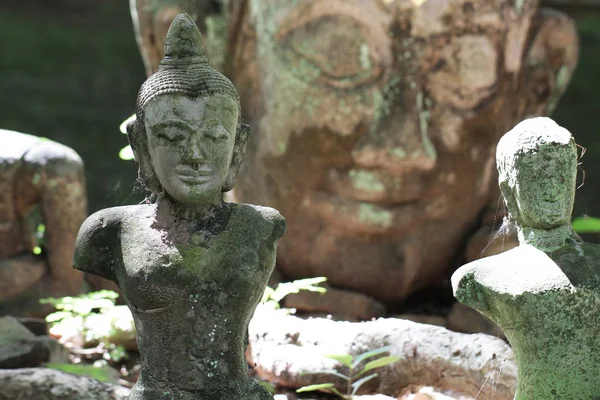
top-left (452, 117), bottom-right (600, 399)
top-left (130, 0), bottom-right (578, 307)
top-left (0, 130), bottom-right (86, 315)
top-left (74, 14), bottom-right (284, 400)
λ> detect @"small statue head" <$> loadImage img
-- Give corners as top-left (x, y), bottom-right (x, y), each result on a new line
top-left (497, 117), bottom-right (577, 229)
top-left (127, 13), bottom-right (249, 206)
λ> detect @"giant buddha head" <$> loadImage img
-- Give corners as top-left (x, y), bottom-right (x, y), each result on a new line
top-left (131, 0), bottom-right (578, 306)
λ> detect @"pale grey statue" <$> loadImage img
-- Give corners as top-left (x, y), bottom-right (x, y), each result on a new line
top-left (74, 14), bottom-right (285, 400)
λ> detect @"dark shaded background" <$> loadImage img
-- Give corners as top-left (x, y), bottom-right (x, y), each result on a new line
top-left (0, 0), bottom-right (598, 220)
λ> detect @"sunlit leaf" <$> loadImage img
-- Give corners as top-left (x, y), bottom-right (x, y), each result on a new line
top-left (572, 216), bottom-right (600, 233)
top-left (325, 354), bottom-right (353, 368)
top-left (351, 345), bottom-right (393, 368)
top-left (355, 356), bottom-right (401, 378)
top-left (301, 369), bottom-right (350, 381)
top-left (119, 114), bottom-right (136, 134)
top-left (296, 383), bottom-right (344, 396)
top-left (351, 372), bottom-right (378, 395)
top-left (119, 145), bottom-right (134, 161)
top-left (32, 246), bottom-right (42, 255)
top-left (297, 383), bottom-right (335, 393)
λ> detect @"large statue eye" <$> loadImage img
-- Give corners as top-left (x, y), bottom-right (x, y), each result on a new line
top-left (275, 15), bottom-right (383, 89)
top-left (157, 128), bottom-right (186, 143)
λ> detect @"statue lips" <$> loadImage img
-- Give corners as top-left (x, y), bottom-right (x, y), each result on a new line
top-left (175, 165), bottom-right (213, 185)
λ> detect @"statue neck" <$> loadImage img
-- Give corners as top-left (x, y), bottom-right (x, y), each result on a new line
top-left (518, 224), bottom-right (581, 252)
top-left (155, 193), bottom-right (225, 222)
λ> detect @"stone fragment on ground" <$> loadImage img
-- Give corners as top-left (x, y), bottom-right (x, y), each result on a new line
top-left (393, 314), bottom-right (447, 328)
top-left (0, 368), bottom-right (130, 400)
top-left (282, 284), bottom-right (387, 321)
top-left (0, 316), bottom-right (68, 368)
top-left (249, 305), bottom-right (516, 399)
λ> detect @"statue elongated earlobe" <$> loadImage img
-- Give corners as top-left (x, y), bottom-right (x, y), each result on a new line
top-left (127, 118), bottom-right (162, 194)
top-left (223, 123), bottom-right (250, 192)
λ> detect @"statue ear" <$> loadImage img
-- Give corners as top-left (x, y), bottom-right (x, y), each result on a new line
top-left (127, 118), bottom-right (162, 193)
top-left (223, 123), bottom-right (250, 192)
top-left (519, 8), bottom-right (578, 117)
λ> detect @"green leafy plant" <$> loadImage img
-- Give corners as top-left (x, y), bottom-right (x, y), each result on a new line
top-left (40, 290), bottom-right (131, 363)
top-left (296, 346), bottom-right (400, 399)
top-left (261, 277), bottom-right (327, 310)
top-left (572, 216), bottom-right (600, 233)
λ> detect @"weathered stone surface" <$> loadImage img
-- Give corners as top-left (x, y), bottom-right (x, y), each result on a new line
top-left (0, 316), bottom-right (68, 368)
top-left (446, 303), bottom-right (505, 339)
top-left (283, 284), bottom-right (386, 321)
top-left (453, 117), bottom-right (600, 399)
top-left (394, 313), bottom-right (447, 328)
top-left (0, 255), bottom-right (45, 301)
top-left (0, 368), bottom-right (130, 400)
top-left (0, 129), bottom-right (87, 315)
top-left (132, 0), bottom-right (579, 306)
top-left (74, 14), bottom-right (285, 400)
top-left (249, 305), bottom-right (516, 399)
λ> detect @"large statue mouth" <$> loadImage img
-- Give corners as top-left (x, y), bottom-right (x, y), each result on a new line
top-left (309, 191), bottom-right (422, 236)
top-left (175, 165), bottom-right (213, 185)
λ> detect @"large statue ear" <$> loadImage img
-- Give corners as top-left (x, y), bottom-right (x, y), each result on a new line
top-left (518, 8), bottom-right (579, 117)
top-left (222, 123), bottom-right (250, 192)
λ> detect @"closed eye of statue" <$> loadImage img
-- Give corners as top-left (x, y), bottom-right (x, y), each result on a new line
top-left (275, 15), bottom-right (383, 90)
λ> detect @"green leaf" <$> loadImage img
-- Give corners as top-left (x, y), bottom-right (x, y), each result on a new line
top-left (301, 369), bottom-right (350, 381)
top-left (296, 383), bottom-right (336, 393)
top-left (258, 380), bottom-right (275, 395)
top-left (325, 354), bottom-right (353, 368)
top-left (355, 356), bottom-right (401, 378)
top-left (119, 145), bottom-right (134, 161)
top-left (351, 372), bottom-right (378, 395)
top-left (119, 114), bottom-right (136, 134)
top-left (572, 216), bottom-right (600, 233)
top-left (351, 345), bottom-right (393, 368)
top-left (296, 383), bottom-right (345, 397)
top-left (32, 246), bottom-right (42, 255)
top-left (270, 277), bottom-right (327, 303)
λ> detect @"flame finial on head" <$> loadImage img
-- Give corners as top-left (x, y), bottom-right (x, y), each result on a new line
top-left (162, 13), bottom-right (209, 65)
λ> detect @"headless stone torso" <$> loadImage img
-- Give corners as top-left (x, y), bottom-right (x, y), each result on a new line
top-left (74, 200), bottom-right (283, 400)
top-left (453, 117), bottom-right (600, 399)
top-left (454, 241), bottom-right (600, 399)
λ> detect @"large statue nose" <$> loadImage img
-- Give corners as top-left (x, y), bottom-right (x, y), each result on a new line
top-left (351, 96), bottom-right (437, 173)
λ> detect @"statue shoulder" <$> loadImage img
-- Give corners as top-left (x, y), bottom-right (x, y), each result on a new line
top-left (232, 203), bottom-right (286, 241)
top-left (74, 205), bottom-right (145, 282)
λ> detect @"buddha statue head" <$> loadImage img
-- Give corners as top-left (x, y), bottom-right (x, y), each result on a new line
top-left (127, 13), bottom-right (250, 208)
top-left (497, 117), bottom-right (577, 230)
top-left (131, 0), bottom-right (579, 306)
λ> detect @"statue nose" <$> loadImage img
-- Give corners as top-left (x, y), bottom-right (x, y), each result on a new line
top-left (185, 139), bottom-right (205, 162)
top-left (351, 114), bottom-right (437, 174)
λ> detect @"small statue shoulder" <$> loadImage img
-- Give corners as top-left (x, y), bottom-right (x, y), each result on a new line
top-left (232, 203), bottom-right (286, 243)
top-left (74, 205), bottom-right (147, 282)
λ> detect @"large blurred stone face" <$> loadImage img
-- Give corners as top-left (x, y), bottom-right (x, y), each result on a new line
top-left (131, 0), bottom-right (578, 306)
top-left (221, 0), bottom-right (578, 306)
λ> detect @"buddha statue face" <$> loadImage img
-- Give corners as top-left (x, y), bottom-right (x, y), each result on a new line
top-left (498, 118), bottom-right (577, 230)
top-left (143, 94), bottom-right (239, 206)
top-left (217, 0), bottom-right (578, 304)
top-left (131, 0), bottom-right (578, 304)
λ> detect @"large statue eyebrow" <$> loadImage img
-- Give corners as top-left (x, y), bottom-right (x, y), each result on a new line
top-left (149, 119), bottom-right (195, 132)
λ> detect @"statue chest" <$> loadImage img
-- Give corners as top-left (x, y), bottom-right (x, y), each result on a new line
top-left (117, 220), bottom-right (269, 313)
